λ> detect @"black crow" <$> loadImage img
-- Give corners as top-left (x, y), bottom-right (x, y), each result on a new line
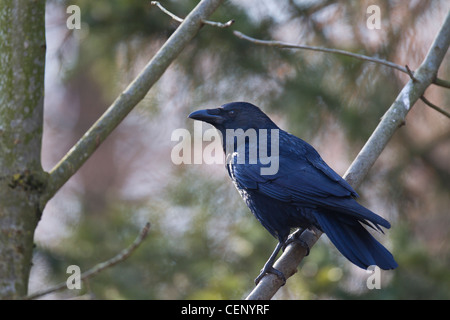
top-left (189, 101), bottom-right (397, 285)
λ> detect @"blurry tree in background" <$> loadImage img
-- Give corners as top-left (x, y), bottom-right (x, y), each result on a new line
top-left (16, 0), bottom-right (450, 299)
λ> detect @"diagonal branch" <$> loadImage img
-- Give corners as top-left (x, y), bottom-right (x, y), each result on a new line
top-left (420, 95), bottom-right (450, 118)
top-left (25, 222), bottom-right (151, 300)
top-left (234, 30), bottom-right (408, 73)
top-left (40, 0), bottom-right (226, 209)
top-left (233, 31), bottom-right (450, 89)
top-left (246, 11), bottom-right (450, 300)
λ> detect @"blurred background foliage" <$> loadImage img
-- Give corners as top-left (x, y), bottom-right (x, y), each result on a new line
top-left (32, 0), bottom-right (449, 299)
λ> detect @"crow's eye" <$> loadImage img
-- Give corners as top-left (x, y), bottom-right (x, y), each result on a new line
top-left (228, 110), bottom-right (236, 116)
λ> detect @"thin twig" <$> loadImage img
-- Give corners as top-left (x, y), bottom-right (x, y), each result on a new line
top-left (405, 64), bottom-right (418, 82)
top-left (433, 77), bottom-right (450, 89)
top-left (420, 95), bottom-right (450, 118)
top-left (25, 222), bottom-right (151, 300)
top-left (151, 1), bottom-right (183, 23)
top-left (151, 1), bottom-right (234, 28)
top-left (203, 18), bottom-right (235, 28)
top-left (234, 30), bottom-right (408, 73)
top-left (233, 30), bottom-right (450, 89)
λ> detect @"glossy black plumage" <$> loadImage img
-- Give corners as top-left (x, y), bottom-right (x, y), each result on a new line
top-left (189, 102), bottom-right (397, 279)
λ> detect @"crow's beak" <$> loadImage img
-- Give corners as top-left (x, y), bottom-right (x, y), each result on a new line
top-left (188, 108), bottom-right (224, 125)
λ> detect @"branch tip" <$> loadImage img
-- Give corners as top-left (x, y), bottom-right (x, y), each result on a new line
top-left (202, 18), bottom-right (235, 28)
top-left (152, 0), bottom-right (234, 28)
top-left (151, 1), bottom-right (183, 23)
top-left (405, 65), bottom-right (418, 82)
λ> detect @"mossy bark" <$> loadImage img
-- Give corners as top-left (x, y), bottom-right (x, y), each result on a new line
top-left (0, 0), bottom-right (46, 299)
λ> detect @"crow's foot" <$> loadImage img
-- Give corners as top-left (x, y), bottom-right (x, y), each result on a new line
top-left (282, 229), bottom-right (310, 256)
top-left (254, 265), bottom-right (286, 286)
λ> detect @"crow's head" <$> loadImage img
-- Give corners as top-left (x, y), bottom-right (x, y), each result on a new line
top-left (188, 102), bottom-right (278, 132)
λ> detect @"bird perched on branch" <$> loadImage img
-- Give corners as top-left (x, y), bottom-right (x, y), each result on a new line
top-left (189, 101), bottom-right (397, 285)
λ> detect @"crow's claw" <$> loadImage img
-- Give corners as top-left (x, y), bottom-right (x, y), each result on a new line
top-left (282, 229), bottom-right (310, 256)
top-left (255, 265), bottom-right (286, 286)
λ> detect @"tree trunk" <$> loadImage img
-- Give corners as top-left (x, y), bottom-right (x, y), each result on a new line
top-left (0, 0), bottom-right (46, 299)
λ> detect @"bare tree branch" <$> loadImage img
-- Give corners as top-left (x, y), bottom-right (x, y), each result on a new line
top-left (25, 222), bottom-right (151, 300)
top-left (420, 95), bottom-right (450, 118)
top-left (233, 30), bottom-right (450, 89)
top-left (151, 1), bottom-right (234, 28)
top-left (246, 11), bottom-right (450, 300)
top-left (40, 0), bottom-right (226, 209)
top-left (433, 77), bottom-right (450, 88)
top-left (234, 30), bottom-right (408, 73)
top-left (151, 1), bottom-right (184, 23)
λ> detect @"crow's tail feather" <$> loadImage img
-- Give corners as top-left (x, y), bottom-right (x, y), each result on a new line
top-left (314, 210), bottom-right (398, 270)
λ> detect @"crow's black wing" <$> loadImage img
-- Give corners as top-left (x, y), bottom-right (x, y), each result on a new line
top-left (303, 141), bottom-right (358, 198)
top-left (227, 135), bottom-right (390, 229)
